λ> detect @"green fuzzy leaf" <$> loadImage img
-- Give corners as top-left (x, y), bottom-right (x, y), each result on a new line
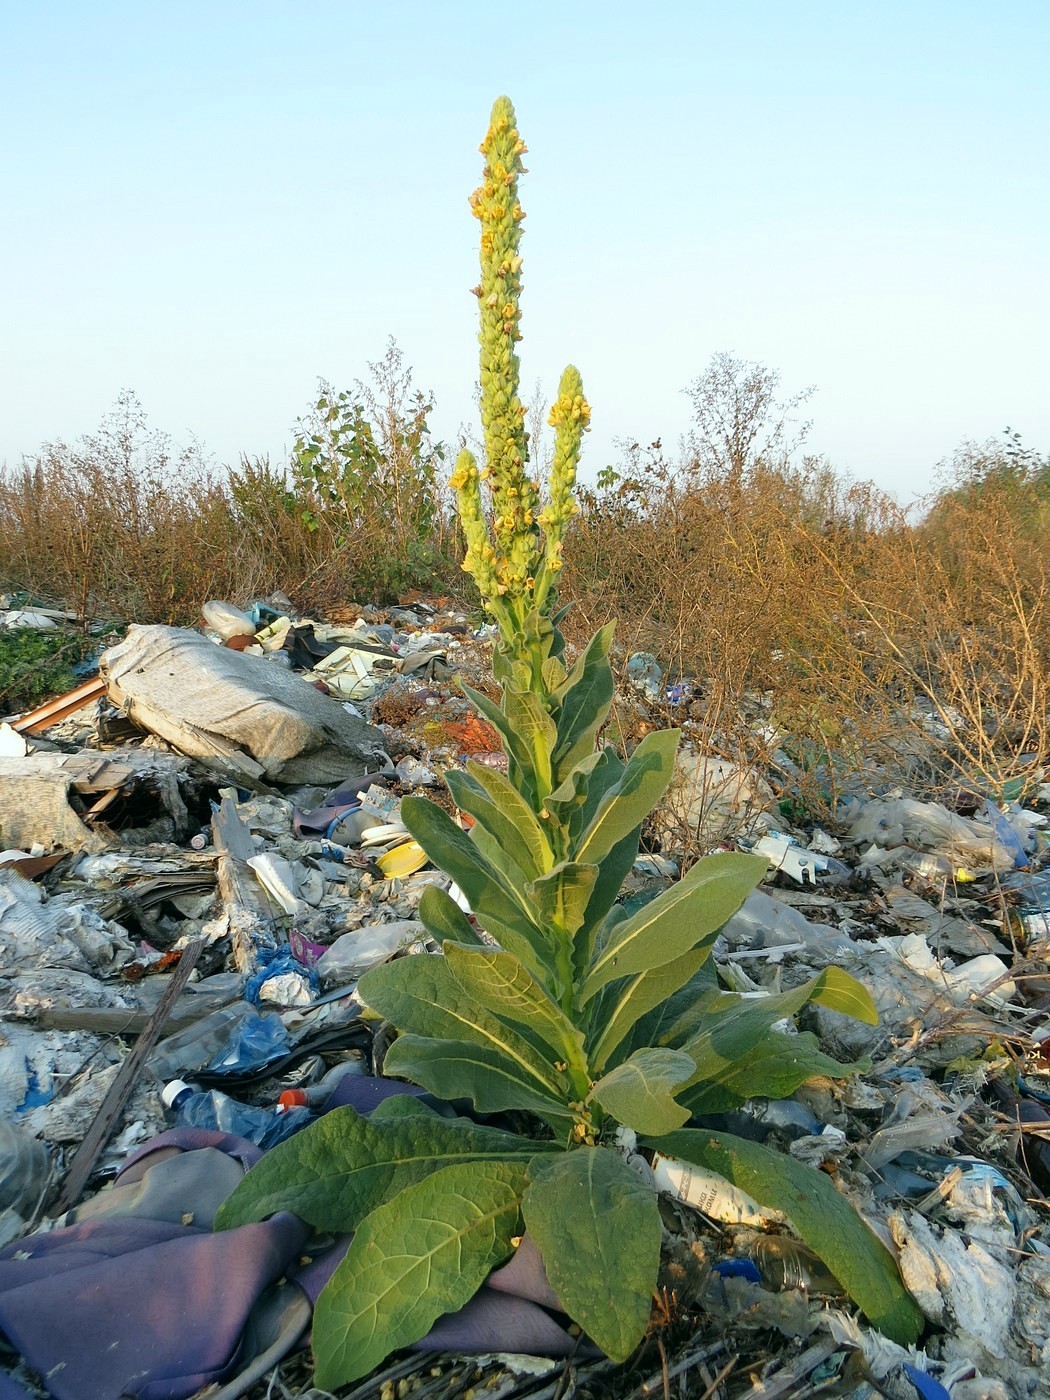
top-left (568, 746), bottom-right (623, 841)
top-left (681, 1030), bottom-right (868, 1114)
top-left (649, 1130), bottom-right (923, 1345)
top-left (503, 686), bottom-right (557, 798)
top-left (462, 682), bottom-right (539, 802)
top-left (551, 623), bottom-right (616, 783)
top-left (359, 953), bottom-right (562, 1094)
top-left (215, 1104), bottom-right (547, 1233)
top-left (542, 655), bottom-right (567, 691)
top-left (573, 825), bottom-right (643, 976)
top-left (527, 860), bottom-right (600, 938)
top-left (544, 749), bottom-right (608, 831)
top-left (399, 795), bottom-right (552, 978)
top-left (523, 1146), bottom-right (661, 1361)
top-left (445, 762), bottom-right (553, 880)
top-left (416, 883), bottom-right (485, 947)
top-left (577, 729), bottom-right (681, 866)
top-left (589, 948), bottom-right (710, 1072)
top-left (590, 1048), bottom-right (695, 1134)
top-left (384, 1034), bottom-right (577, 1123)
top-left (313, 1160), bottom-right (527, 1388)
top-left (581, 852), bottom-right (766, 1003)
top-left (444, 943), bottom-right (583, 1061)
top-left (807, 964), bottom-right (878, 1024)
top-left (630, 959), bottom-right (721, 1051)
top-left (678, 968), bottom-right (877, 1097)
top-left (469, 822), bottom-right (535, 899)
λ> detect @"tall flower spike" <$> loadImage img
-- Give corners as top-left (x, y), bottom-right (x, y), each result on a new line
top-left (535, 365), bottom-right (590, 612)
top-left (472, 96), bottom-right (540, 603)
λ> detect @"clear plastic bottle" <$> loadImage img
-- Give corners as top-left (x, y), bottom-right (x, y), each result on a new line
top-left (162, 1081), bottom-right (310, 1148)
top-left (741, 1234), bottom-right (844, 1296)
top-left (147, 1002), bottom-right (288, 1084)
top-left (0, 1118), bottom-right (50, 1218)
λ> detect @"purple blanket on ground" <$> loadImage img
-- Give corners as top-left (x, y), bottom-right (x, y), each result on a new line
top-left (0, 1083), bottom-right (583, 1400)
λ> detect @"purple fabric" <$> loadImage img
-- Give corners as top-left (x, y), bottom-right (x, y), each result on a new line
top-left (0, 1213), bottom-right (309, 1400)
top-left (0, 1374), bottom-right (33, 1400)
top-left (413, 1288), bottom-right (580, 1356)
top-left (0, 1089), bottom-right (601, 1396)
top-left (323, 1075), bottom-right (431, 1114)
top-left (487, 1233), bottom-right (563, 1312)
top-left (117, 1127), bottom-right (264, 1179)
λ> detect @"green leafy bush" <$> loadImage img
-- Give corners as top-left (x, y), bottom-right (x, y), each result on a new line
top-left (0, 626), bottom-right (94, 714)
top-left (216, 96), bottom-right (921, 1388)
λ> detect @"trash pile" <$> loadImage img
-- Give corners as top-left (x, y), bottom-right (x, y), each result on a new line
top-left (3, 597), bottom-right (1050, 1399)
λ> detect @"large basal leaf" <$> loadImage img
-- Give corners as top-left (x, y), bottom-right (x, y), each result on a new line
top-left (551, 623), bottom-right (616, 783)
top-left (215, 1104), bottom-right (549, 1233)
top-left (313, 1160), bottom-right (528, 1388)
top-left (522, 1146), bottom-right (662, 1361)
top-left (581, 852), bottom-right (767, 1003)
top-left (679, 1029), bottom-right (868, 1115)
top-left (649, 1130), bottom-right (923, 1345)
top-left (590, 1048), bottom-right (695, 1134)
top-left (527, 860), bottom-right (599, 938)
top-left (445, 762), bottom-right (553, 881)
top-left (416, 883), bottom-right (484, 948)
top-left (677, 968), bottom-right (878, 1097)
top-left (359, 954), bottom-right (562, 1095)
top-left (383, 1034), bottom-right (577, 1124)
top-left (399, 795), bottom-right (553, 979)
top-left (588, 948), bottom-right (710, 1072)
top-left (444, 943), bottom-right (583, 1062)
top-left (577, 729), bottom-right (681, 866)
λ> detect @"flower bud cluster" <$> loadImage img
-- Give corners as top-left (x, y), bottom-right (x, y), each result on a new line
top-left (456, 97), bottom-right (589, 642)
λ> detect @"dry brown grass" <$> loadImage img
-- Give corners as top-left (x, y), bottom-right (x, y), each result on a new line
top-left (3, 395), bottom-right (1045, 828)
top-left (561, 452), bottom-right (1050, 825)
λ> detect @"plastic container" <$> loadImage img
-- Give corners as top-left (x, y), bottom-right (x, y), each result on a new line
top-left (0, 1118), bottom-right (50, 1218)
top-left (743, 1234), bottom-right (844, 1296)
top-left (645, 1151), bottom-right (786, 1227)
top-left (277, 1060), bottom-right (363, 1111)
top-left (162, 1081), bottom-right (311, 1149)
top-left (147, 1001), bottom-right (277, 1084)
top-left (201, 600), bottom-right (256, 641)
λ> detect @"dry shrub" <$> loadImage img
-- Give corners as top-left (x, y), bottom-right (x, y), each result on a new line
top-left (0, 390), bottom-right (465, 624)
top-left (562, 444), bottom-right (1050, 832)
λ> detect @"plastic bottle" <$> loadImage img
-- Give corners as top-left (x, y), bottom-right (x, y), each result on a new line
top-left (0, 1118), bottom-right (50, 1218)
top-left (742, 1234), bottom-right (844, 1296)
top-left (277, 1060), bottom-right (363, 1111)
top-left (162, 1081), bottom-right (310, 1149)
top-left (147, 1002), bottom-right (270, 1084)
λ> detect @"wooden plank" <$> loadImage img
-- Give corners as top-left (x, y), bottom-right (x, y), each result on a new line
top-left (212, 795), bottom-right (279, 973)
top-left (49, 938), bottom-right (204, 1216)
top-left (12, 676), bottom-right (108, 734)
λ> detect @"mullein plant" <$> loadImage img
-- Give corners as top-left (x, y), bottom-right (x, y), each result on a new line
top-left (217, 97), bottom-right (922, 1388)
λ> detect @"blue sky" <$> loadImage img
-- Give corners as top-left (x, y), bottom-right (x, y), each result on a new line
top-left (1, 1), bottom-right (1046, 502)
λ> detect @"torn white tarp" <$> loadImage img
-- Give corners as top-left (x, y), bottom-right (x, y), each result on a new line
top-left (101, 625), bottom-right (388, 785)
